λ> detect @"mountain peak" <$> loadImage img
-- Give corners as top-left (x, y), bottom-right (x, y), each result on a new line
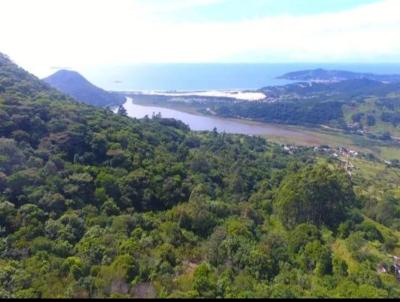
top-left (50, 69), bottom-right (86, 78)
top-left (44, 69), bottom-right (125, 107)
top-left (44, 69), bottom-right (93, 86)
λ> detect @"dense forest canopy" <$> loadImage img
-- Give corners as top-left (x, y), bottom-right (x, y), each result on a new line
top-left (0, 53), bottom-right (400, 298)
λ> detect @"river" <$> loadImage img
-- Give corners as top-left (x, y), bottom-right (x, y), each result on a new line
top-left (123, 98), bottom-right (322, 144)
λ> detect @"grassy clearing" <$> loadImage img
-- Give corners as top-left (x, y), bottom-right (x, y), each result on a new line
top-left (351, 157), bottom-right (400, 199)
top-left (267, 127), bottom-right (400, 162)
top-left (364, 216), bottom-right (400, 244)
top-left (379, 146), bottom-right (400, 160)
top-left (331, 240), bottom-right (359, 273)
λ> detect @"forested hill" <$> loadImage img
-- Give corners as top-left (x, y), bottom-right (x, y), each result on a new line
top-left (43, 69), bottom-right (125, 107)
top-left (0, 54), bottom-right (66, 100)
top-left (210, 78), bottom-right (400, 140)
top-left (279, 69), bottom-right (400, 83)
top-left (1, 52), bottom-right (400, 298)
top-left (261, 78), bottom-right (400, 97)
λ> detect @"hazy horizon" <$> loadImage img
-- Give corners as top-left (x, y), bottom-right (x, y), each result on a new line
top-left (1, 0), bottom-right (400, 78)
top-left (69, 62), bottom-right (400, 92)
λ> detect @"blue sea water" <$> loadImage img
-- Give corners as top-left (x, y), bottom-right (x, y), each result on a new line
top-left (81, 63), bottom-right (400, 92)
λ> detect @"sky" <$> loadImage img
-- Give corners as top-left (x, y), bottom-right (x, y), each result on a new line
top-left (0, 0), bottom-right (399, 77)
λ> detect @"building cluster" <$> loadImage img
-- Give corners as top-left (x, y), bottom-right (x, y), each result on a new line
top-left (377, 256), bottom-right (400, 282)
top-left (313, 145), bottom-right (359, 159)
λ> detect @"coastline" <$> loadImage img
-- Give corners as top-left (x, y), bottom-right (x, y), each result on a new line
top-left (132, 90), bottom-right (267, 101)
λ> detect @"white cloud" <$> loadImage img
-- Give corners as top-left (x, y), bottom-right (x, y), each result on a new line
top-left (0, 0), bottom-right (399, 77)
top-left (139, 0), bottom-right (225, 13)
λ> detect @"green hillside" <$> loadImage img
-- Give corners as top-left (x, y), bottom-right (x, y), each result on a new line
top-left (0, 53), bottom-right (400, 298)
top-left (43, 70), bottom-right (125, 108)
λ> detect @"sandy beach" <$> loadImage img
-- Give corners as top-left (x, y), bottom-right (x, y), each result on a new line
top-left (136, 90), bottom-right (266, 101)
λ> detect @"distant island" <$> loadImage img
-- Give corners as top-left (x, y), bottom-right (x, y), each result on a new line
top-left (43, 70), bottom-right (125, 107)
top-left (278, 68), bottom-right (400, 83)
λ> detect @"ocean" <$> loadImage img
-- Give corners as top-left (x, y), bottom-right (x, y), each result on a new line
top-left (81, 63), bottom-right (400, 92)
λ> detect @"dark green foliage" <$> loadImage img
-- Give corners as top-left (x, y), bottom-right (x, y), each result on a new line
top-left (117, 105), bottom-right (127, 116)
top-left (352, 112), bottom-right (364, 123)
top-left (366, 115), bottom-right (376, 126)
top-left (192, 263), bottom-right (217, 297)
top-left (381, 112), bottom-right (400, 127)
top-left (333, 256), bottom-right (348, 277)
top-left (214, 100), bottom-right (344, 126)
top-left (364, 193), bottom-right (400, 230)
top-left (274, 164), bottom-right (356, 229)
top-left (0, 53), bottom-right (397, 299)
top-left (298, 240), bottom-right (332, 276)
top-left (289, 224), bottom-right (321, 253)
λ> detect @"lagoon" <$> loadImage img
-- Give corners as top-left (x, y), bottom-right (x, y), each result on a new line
top-left (123, 98), bottom-right (321, 143)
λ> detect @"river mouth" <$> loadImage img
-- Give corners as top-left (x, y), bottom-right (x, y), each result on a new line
top-left (122, 97), bottom-right (323, 144)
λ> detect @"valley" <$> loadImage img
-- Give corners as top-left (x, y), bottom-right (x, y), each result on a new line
top-left (2, 53), bottom-right (400, 298)
top-left (123, 93), bottom-right (400, 162)
top-left (3, 0), bottom-right (400, 298)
